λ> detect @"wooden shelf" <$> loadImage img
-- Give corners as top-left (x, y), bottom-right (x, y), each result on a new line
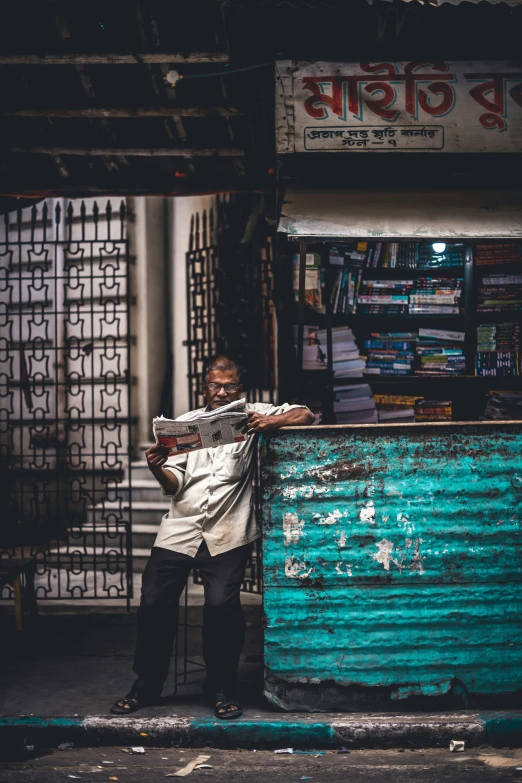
top-left (327, 375), bottom-right (522, 388)
top-left (475, 262), bottom-right (522, 274)
top-left (476, 311), bottom-right (522, 323)
top-left (352, 265), bottom-right (464, 278)
top-left (350, 314), bottom-right (465, 321)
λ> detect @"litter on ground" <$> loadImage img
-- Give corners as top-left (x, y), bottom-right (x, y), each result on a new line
top-left (450, 740), bottom-right (465, 752)
top-left (165, 754), bottom-right (211, 777)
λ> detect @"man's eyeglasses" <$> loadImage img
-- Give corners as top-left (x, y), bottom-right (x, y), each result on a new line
top-left (205, 382), bottom-right (239, 393)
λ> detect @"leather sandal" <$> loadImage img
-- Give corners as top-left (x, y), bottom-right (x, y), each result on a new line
top-left (110, 681), bottom-right (159, 715)
top-left (214, 691), bottom-right (242, 720)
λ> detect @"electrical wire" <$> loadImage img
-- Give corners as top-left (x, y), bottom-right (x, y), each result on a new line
top-left (179, 61), bottom-right (273, 80)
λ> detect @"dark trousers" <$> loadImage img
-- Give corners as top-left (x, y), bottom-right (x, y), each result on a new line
top-left (133, 540), bottom-right (253, 699)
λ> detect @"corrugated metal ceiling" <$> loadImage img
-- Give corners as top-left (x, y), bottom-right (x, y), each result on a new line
top-left (0, 1), bottom-right (273, 197)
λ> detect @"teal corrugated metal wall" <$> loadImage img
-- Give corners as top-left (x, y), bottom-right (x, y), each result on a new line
top-left (261, 424), bottom-right (522, 710)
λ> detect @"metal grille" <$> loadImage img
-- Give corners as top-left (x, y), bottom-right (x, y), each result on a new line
top-left (186, 193), bottom-right (276, 595)
top-left (0, 199), bottom-right (133, 605)
top-left (186, 193), bottom-right (276, 410)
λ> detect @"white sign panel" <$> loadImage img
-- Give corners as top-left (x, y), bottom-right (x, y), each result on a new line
top-left (276, 60), bottom-right (522, 153)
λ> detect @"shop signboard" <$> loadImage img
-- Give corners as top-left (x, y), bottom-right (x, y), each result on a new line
top-left (276, 61), bottom-right (522, 153)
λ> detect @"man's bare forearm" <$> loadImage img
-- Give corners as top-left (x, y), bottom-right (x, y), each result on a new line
top-left (149, 466), bottom-right (179, 495)
top-left (271, 407), bottom-right (315, 428)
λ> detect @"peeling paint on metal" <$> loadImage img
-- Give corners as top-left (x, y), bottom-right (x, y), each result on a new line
top-left (283, 512), bottom-right (305, 546)
top-left (360, 500), bottom-right (376, 524)
top-left (318, 509), bottom-right (343, 525)
top-left (261, 424), bottom-right (522, 707)
top-left (285, 556), bottom-right (314, 580)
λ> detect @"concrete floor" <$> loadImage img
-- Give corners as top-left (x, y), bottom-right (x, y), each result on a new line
top-left (1, 747), bottom-right (522, 782)
top-left (0, 606), bottom-right (263, 719)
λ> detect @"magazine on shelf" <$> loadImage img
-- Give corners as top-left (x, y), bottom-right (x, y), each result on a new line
top-left (152, 399), bottom-right (248, 454)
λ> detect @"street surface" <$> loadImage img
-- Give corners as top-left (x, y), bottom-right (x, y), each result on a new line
top-left (0, 746), bottom-right (521, 782)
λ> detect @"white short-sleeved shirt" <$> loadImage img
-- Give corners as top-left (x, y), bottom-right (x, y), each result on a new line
top-left (153, 402), bottom-right (309, 557)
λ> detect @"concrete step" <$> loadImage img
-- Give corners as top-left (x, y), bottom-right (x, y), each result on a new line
top-left (116, 479), bottom-right (164, 503)
top-left (87, 501), bottom-right (169, 526)
top-left (132, 522), bottom-right (160, 548)
top-left (51, 545), bottom-right (152, 572)
top-left (138, 442), bottom-right (155, 452)
top-left (126, 460), bottom-right (151, 481)
top-left (68, 522), bottom-right (159, 550)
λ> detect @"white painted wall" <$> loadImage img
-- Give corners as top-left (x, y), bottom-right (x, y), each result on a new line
top-left (128, 197), bottom-right (168, 449)
top-left (129, 194), bottom-right (216, 446)
top-left (170, 195), bottom-right (216, 418)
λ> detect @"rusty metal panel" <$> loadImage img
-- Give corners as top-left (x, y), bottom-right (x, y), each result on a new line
top-left (261, 424), bottom-right (522, 710)
top-left (278, 188), bottom-right (522, 240)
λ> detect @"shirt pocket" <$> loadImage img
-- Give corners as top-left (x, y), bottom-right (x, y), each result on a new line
top-left (216, 453), bottom-right (245, 482)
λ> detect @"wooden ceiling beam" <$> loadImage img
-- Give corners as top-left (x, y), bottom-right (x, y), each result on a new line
top-left (3, 106), bottom-right (241, 118)
top-left (0, 53), bottom-right (229, 65)
top-left (0, 180), bottom-right (262, 197)
top-left (10, 146), bottom-right (244, 157)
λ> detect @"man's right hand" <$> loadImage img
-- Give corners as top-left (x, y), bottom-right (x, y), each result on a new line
top-left (145, 444), bottom-right (170, 474)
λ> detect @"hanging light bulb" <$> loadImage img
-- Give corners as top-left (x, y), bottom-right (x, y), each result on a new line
top-left (432, 242), bottom-right (446, 253)
top-left (164, 69), bottom-right (181, 87)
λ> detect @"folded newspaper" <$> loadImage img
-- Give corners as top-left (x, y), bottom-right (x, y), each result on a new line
top-left (152, 399), bottom-right (248, 454)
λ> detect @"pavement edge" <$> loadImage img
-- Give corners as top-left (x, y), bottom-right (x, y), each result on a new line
top-left (0, 712), bottom-right (521, 750)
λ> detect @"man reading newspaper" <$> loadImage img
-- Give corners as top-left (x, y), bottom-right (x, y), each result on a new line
top-left (111, 355), bottom-right (313, 720)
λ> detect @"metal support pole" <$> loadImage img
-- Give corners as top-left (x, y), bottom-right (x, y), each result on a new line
top-left (296, 240), bottom-right (307, 399)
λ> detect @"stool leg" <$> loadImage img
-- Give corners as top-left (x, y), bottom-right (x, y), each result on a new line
top-left (13, 575), bottom-right (23, 632)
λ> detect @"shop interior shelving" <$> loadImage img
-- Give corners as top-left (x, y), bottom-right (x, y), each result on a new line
top-left (280, 235), bottom-right (522, 423)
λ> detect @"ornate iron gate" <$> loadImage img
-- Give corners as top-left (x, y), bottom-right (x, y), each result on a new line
top-left (186, 194), bottom-right (276, 410)
top-left (186, 193), bottom-right (276, 596)
top-left (0, 199), bottom-right (133, 606)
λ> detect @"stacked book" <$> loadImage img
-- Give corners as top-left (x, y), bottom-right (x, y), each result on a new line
top-left (415, 328), bottom-right (466, 375)
top-left (328, 242), bottom-right (466, 269)
top-left (293, 252), bottom-right (325, 313)
top-left (330, 264), bottom-right (362, 315)
top-left (377, 243), bottom-right (417, 269)
top-left (483, 390), bottom-right (522, 419)
top-left (294, 325), bottom-right (327, 371)
top-left (476, 273), bottom-right (522, 312)
top-left (329, 243), bottom-right (368, 266)
top-left (356, 279), bottom-right (412, 316)
top-left (415, 399), bottom-right (452, 421)
top-left (476, 244), bottom-right (522, 266)
top-left (476, 322), bottom-right (520, 377)
top-left (363, 332), bottom-right (417, 376)
top-left (417, 243), bottom-right (466, 269)
top-left (316, 326), bottom-right (366, 378)
top-left (374, 394), bottom-right (422, 423)
top-left (333, 383), bottom-right (377, 424)
top-left (409, 277), bottom-right (463, 315)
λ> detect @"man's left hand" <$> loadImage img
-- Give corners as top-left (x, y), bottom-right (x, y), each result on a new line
top-left (245, 411), bottom-right (280, 434)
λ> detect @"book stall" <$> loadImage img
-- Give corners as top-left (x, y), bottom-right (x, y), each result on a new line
top-left (263, 60), bottom-right (522, 713)
top-left (260, 188), bottom-right (522, 711)
top-left (279, 188), bottom-right (522, 427)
